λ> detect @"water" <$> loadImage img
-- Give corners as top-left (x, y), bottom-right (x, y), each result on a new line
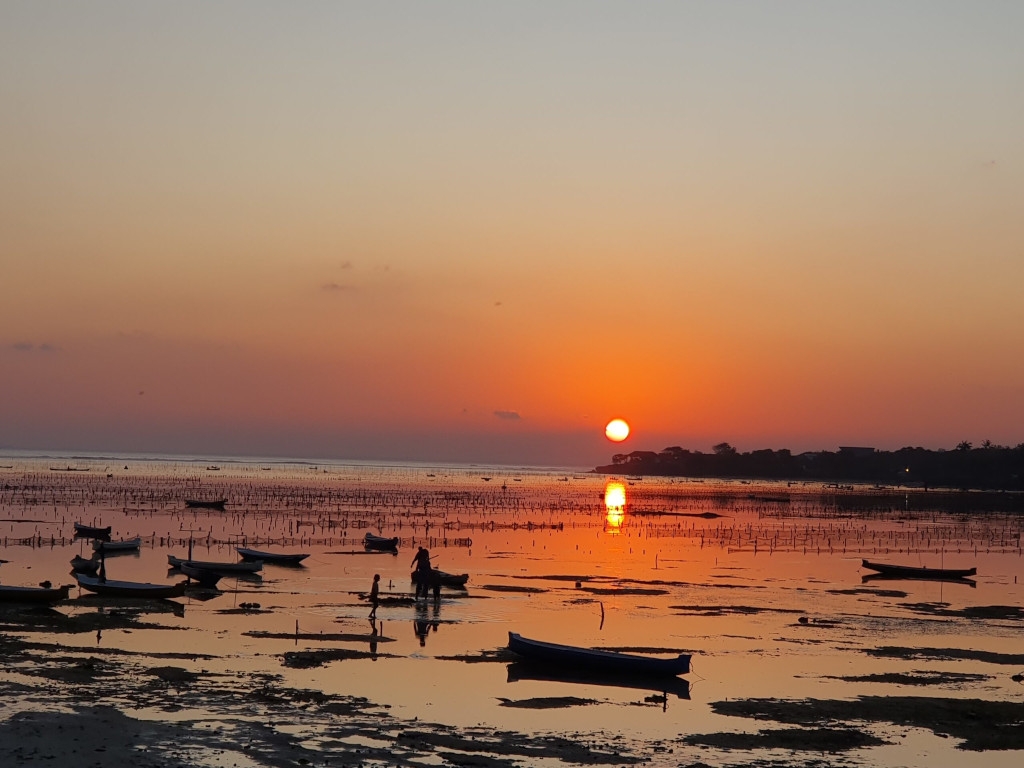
top-left (1, 454), bottom-right (1022, 766)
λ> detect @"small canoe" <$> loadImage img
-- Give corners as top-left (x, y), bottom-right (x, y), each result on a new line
top-left (73, 523), bottom-right (111, 539)
top-left (185, 499), bottom-right (227, 510)
top-left (508, 632), bottom-right (691, 677)
top-left (411, 568), bottom-right (469, 588)
top-left (506, 661), bottom-right (692, 700)
top-left (861, 559), bottom-right (977, 580)
top-left (179, 562), bottom-right (223, 588)
top-left (93, 536), bottom-right (142, 553)
top-left (70, 555), bottom-right (101, 574)
top-left (0, 583), bottom-right (71, 603)
top-left (75, 573), bottom-right (187, 599)
top-left (236, 547), bottom-right (309, 565)
top-left (168, 555), bottom-right (263, 573)
top-left (364, 533), bottom-right (399, 551)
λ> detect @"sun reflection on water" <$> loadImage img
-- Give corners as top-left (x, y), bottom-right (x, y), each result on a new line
top-left (604, 480), bottom-right (626, 532)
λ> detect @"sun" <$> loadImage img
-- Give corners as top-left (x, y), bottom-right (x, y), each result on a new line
top-left (605, 418), bottom-right (630, 442)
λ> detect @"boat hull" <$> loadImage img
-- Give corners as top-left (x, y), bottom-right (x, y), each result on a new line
top-left (75, 574), bottom-right (186, 598)
top-left (93, 537), bottom-right (142, 553)
top-left (73, 523), bottom-right (111, 540)
top-left (363, 534), bottom-right (399, 552)
top-left (411, 569), bottom-right (469, 588)
top-left (0, 584), bottom-right (71, 603)
top-left (861, 559), bottom-right (976, 579)
top-left (508, 632), bottom-right (690, 677)
top-left (236, 547), bottom-right (309, 565)
top-left (185, 499), bottom-right (227, 510)
top-left (168, 555), bottom-right (263, 573)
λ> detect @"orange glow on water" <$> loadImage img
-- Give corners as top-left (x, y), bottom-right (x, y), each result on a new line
top-left (604, 480), bottom-right (626, 531)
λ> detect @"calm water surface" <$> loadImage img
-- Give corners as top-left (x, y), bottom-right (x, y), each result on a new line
top-left (1, 456), bottom-right (1022, 767)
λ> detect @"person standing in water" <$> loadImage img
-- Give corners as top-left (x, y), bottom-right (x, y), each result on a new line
top-left (411, 547), bottom-right (432, 598)
top-left (368, 574), bottom-right (380, 620)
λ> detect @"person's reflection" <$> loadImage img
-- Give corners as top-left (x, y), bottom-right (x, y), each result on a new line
top-left (369, 619), bottom-right (379, 660)
top-left (413, 603), bottom-right (440, 647)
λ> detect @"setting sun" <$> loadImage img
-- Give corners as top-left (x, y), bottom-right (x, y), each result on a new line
top-left (605, 418), bottom-right (630, 442)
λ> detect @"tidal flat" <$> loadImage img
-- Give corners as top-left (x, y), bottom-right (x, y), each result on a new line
top-left (0, 458), bottom-right (1022, 767)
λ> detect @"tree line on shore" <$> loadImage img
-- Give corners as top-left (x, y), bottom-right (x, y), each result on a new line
top-left (595, 441), bottom-right (1024, 491)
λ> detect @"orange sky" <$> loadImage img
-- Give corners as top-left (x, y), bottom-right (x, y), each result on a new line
top-left (2, 3), bottom-right (1023, 466)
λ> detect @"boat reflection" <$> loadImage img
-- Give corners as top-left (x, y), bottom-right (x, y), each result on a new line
top-left (604, 480), bottom-right (626, 533)
top-left (861, 573), bottom-right (976, 588)
top-left (506, 661), bottom-right (690, 701)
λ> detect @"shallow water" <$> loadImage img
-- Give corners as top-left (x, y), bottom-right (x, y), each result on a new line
top-left (1, 457), bottom-right (1023, 766)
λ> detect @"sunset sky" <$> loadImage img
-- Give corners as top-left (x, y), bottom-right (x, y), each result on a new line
top-left (2, 2), bottom-right (1022, 466)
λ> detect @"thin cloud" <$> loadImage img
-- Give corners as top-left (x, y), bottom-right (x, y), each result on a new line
top-left (10, 342), bottom-right (58, 353)
top-left (494, 410), bottom-right (521, 421)
top-left (322, 282), bottom-right (356, 292)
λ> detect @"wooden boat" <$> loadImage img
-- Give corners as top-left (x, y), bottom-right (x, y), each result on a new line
top-left (508, 632), bottom-right (691, 677)
top-left (179, 562), bottom-right (223, 588)
top-left (506, 661), bottom-right (691, 700)
top-left (73, 522), bottom-right (111, 539)
top-left (0, 583), bottom-right (71, 603)
top-left (75, 573), bottom-right (187, 599)
top-left (861, 559), bottom-right (977, 580)
top-left (167, 555), bottom-right (262, 573)
top-left (862, 572), bottom-right (976, 588)
top-left (93, 536), bottom-right (142, 553)
top-left (411, 568), bottom-right (469, 589)
top-left (185, 499), bottom-right (227, 510)
top-left (236, 547), bottom-right (309, 565)
top-left (70, 555), bottom-right (100, 575)
top-left (363, 533), bottom-right (399, 551)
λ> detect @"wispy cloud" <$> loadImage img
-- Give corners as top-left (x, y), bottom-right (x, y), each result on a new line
top-left (322, 282), bottom-right (356, 292)
top-left (494, 410), bottom-right (521, 421)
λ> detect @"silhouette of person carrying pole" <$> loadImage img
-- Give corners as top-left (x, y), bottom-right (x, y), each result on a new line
top-left (411, 547), bottom-right (432, 598)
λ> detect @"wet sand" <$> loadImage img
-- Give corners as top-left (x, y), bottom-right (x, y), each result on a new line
top-left (1, 461), bottom-right (1023, 766)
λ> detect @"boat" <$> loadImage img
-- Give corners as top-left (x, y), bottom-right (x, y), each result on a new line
top-left (73, 523), bottom-right (111, 539)
top-left (185, 499), bottom-right (227, 510)
top-left (861, 559), bottom-right (977, 580)
top-left (75, 573), bottom-right (187, 599)
top-left (363, 533), bottom-right (399, 552)
top-left (862, 572), bottom-right (976, 588)
top-left (179, 562), bottom-right (223, 588)
top-left (70, 555), bottom-right (101, 574)
top-left (506, 661), bottom-right (691, 700)
top-left (411, 568), bottom-right (469, 589)
top-left (0, 583), bottom-right (71, 603)
top-left (92, 536), bottom-right (142, 553)
top-left (507, 632), bottom-right (691, 677)
top-left (167, 555), bottom-right (263, 573)
top-left (236, 547), bottom-right (309, 565)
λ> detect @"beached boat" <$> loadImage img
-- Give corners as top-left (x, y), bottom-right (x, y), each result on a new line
top-left (185, 499), bottom-right (227, 510)
top-left (92, 536), bottom-right (142, 553)
top-left (73, 522), bottom-right (111, 539)
top-left (411, 568), bottom-right (469, 589)
top-left (75, 573), bottom-right (187, 599)
top-left (179, 562), bottom-right (223, 588)
top-left (236, 547), bottom-right (309, 565)
top-left (0, 583), bottom-right (71, 603)
top-left (70, 555), bottom-right (100, 574)
top-left (167, 555), bottom-right (262, 573)
top-left (861, 559), bottom-right (977, 580)
top-left (363, 533), bottom-right (399, 552)
top-left (507, 632), bottom-right (691, 677)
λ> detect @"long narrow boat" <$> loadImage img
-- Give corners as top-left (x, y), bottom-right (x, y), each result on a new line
top-left (75, 573), bottom-right (187, 599)
top-left (861, 559), bottom-right (977, 579)
top-left (93, 536), bottom-right (142, 553)
top-left (363, 533), bottom-right (399, 552)
top-left (185, 499), bottom-right (227, 510)
top-left (411, 568), bottom-right (469, 588)
top-left (167, 555), bottom-right (263, 573)
top-left (179, 562), bottom-right (223, 588)
top-left (73, 523), bottom-right (111, 539)
top-left (0, 583), bottom-right (71, 603)
top-left (508, 632), bottom-right (691, 677)
top-left (236, 547), bottom-right (309, 565)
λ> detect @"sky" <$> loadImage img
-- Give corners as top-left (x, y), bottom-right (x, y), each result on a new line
top-left (2, 1), bottom-right (1023, 467)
